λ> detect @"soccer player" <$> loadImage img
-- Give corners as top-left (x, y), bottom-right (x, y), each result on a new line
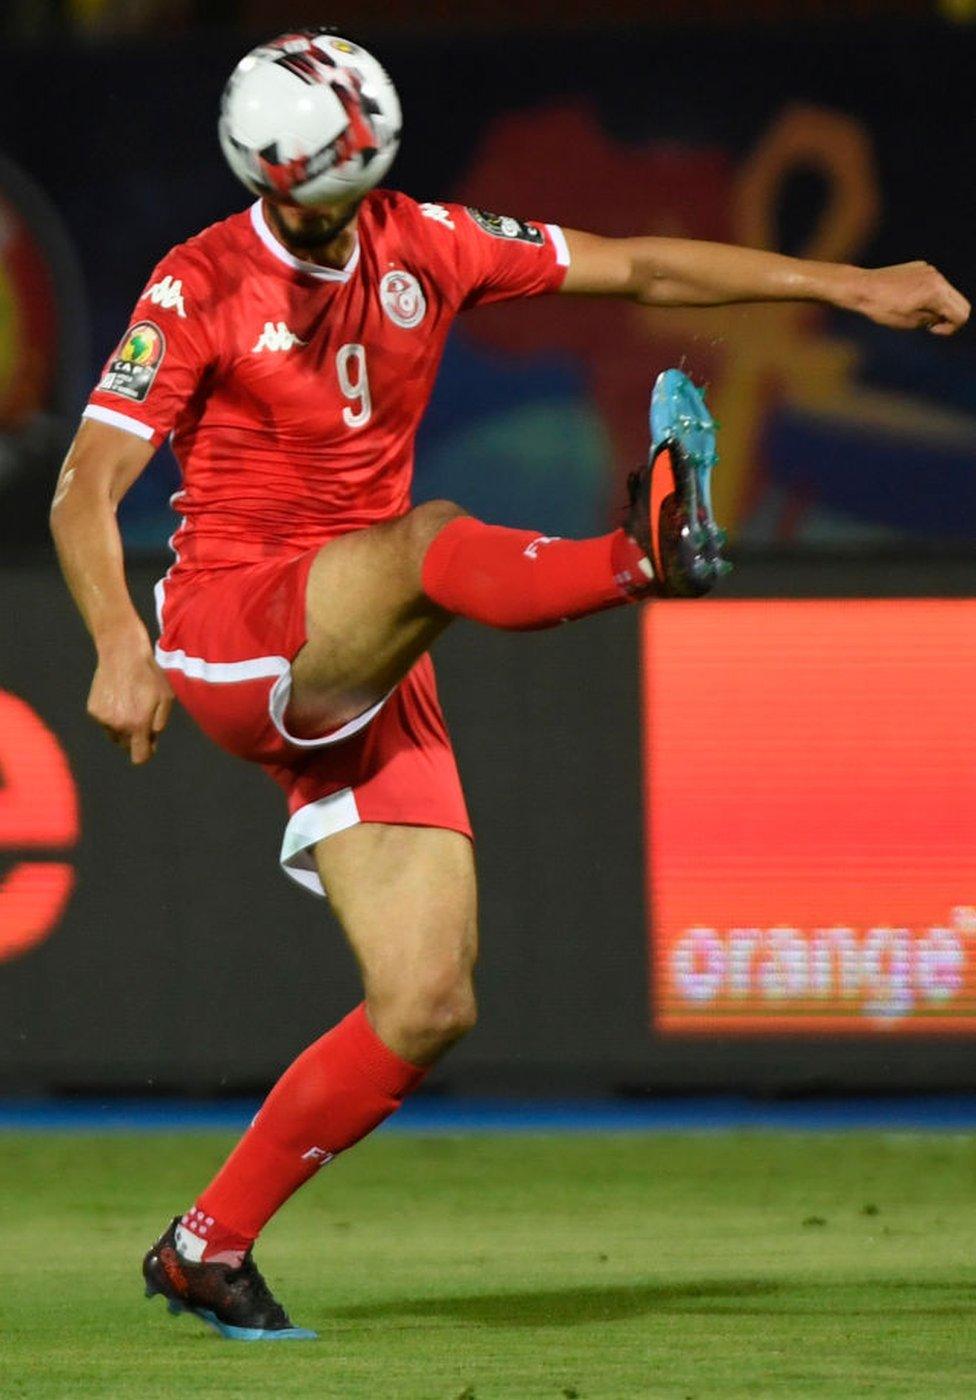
top-left (50, 30), bottom-right (969, 1341)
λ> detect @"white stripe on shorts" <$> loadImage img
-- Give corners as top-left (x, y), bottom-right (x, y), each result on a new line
top-left (280, 789), bottom-right (362, 897)
top-left (154, 644), bottom-right (289, 684)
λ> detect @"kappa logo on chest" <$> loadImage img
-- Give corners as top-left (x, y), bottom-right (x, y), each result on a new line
top-left (251, 321), bottom-right (308, 353)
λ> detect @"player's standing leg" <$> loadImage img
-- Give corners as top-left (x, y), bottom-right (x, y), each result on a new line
top-left (143, 825), bottom-right (476, 1341)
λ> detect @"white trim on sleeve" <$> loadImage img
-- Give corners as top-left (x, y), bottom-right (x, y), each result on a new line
top-left (280, 788), bottom-right (361, 896)
top-left (546, 223), bottom-right (571, 268)
top-left (82, 403), bottom-right (157, 441)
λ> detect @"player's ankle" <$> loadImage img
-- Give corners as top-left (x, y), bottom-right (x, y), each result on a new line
top-left (612, 527), bottom-right (657, 598)
top-left (174, 1204), bottom-right (253, 1267)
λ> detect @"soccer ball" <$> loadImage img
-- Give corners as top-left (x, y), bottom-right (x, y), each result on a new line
top-left (218, 30), bottom-right (401, 206)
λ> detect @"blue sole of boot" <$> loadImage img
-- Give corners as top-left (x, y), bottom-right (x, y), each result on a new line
top-left (147, 1288), bottom-right (318, 1341)
top-left (649, 367), bottom-right (719, 526)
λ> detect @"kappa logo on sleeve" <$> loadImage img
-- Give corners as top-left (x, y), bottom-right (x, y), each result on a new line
top-left (97, 321), bottom-right (165, 402)
top-left (139, 274), bottom-right (187, 318)
top-left (465, 207), bottom-right (545, 246)
top-left (420, 202), bottom-right (455, 229)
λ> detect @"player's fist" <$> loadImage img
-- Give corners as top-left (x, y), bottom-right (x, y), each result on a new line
top-left (87, 640), bottom-right (174, 766)
top-left (848, 261), bottom-right (970, 336)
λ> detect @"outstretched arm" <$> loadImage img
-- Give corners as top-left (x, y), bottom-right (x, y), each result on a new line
top-left (50, 418), bottom-right (173, 765)
top-left (559, 229), bottom-right (971, 336)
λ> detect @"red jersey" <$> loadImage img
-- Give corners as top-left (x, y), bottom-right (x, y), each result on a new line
top-left (84, 192), bottom-right (569, 572)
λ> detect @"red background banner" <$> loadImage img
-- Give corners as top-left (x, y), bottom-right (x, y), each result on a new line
top-left (642, 601), bottom-right (976, 1034)
top-left (0, 692), bottom-right (78, 963)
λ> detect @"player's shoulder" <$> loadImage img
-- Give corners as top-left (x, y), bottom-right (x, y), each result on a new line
top-left (360, 188), bottom-right (459, 242)
top-left (148, 208), bottom-right (253, 288)
top-left (360, 190), bottom-right (476, 287)
top-left (138, 208), bottom-right (252, 322)
top-left (362, 191), bottom-right (546, 251)
top-left (361, 187), bottom-right (419, 219)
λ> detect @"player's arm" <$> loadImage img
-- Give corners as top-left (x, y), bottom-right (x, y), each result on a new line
top-left (50, 418), bottom-right (173, 766)
top-left (558, 229), bottom-right (971, 335)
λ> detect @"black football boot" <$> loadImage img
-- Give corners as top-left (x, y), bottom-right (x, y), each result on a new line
top-left (143, 1218), bottom-right (316, 1341)
top-left (624, 367), bottom-right (731, 598)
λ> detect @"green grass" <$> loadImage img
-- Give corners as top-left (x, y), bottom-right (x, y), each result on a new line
top-left (2, 1131), bottom-right (976, 1397)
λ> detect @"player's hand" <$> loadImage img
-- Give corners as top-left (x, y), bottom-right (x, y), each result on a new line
top-left (847, 262), bottom-right (970, 336)
top-left (87, 639), bottom-right (174, 765)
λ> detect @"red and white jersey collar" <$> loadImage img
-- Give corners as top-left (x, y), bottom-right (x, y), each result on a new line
top-left (249, 199), bottom-right (361, 283)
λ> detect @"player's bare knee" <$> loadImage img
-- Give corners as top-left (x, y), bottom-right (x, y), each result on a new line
top-left (407, 979), bottom-right (476, 1041)
top-left (429, 982), bottom-right (478, 1042)
top-left (373, 972), bottom-right (477, 1056)
top-left (425, 993), bottom-right (477, 1052)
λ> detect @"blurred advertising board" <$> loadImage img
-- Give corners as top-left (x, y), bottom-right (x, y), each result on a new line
top-left (0, 692), bottom-right (78, 966)
top-left (643, 600), bottom-right (976, 1034)
top-left (8, 563), bottom-right (976, 1092)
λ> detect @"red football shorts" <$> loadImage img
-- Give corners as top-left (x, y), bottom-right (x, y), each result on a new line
top-left (154, 548), bottom-right (471, 896)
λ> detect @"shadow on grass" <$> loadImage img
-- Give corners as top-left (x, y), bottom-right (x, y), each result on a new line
top-left (331, 1278), bottom-right (780, 1328)
top-left (330, 1278), bottom-right (976, 1329)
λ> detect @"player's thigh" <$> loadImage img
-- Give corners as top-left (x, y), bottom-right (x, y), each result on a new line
top-left (289, 501), bottom-right (462, 732)
top-left (314, 822), bottom-right (477, 1017)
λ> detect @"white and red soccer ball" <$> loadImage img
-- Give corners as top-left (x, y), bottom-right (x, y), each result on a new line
top-left (218, 30), bottom-right (401, 206)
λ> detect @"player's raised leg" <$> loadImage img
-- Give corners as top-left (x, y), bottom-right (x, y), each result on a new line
top-left (288, 368), bottom-right (729, 740)
top-left (144, 824), bottom-right (476, 1341)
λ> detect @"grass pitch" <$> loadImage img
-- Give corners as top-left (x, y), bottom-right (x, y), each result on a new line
top-left (2, 1130), bottom-right (976, 1398)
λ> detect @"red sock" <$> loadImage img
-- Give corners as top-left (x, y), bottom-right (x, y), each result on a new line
top-left (174, 1005), bottom-right (425, 1261)
top-left (421, 518), bottom-right (654, 631)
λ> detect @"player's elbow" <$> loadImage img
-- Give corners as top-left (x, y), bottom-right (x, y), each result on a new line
top-left (49, 470), bottom-right (74, 536)
top-left (49, 461), bottom-right (118, 556)
top-left (49, 461), bottom-right (93, 535)
top-left (632, 269), bottom-right (685, 307)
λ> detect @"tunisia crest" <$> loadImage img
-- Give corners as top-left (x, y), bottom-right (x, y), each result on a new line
top-left (380, 269), bottom-right (426, 329)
